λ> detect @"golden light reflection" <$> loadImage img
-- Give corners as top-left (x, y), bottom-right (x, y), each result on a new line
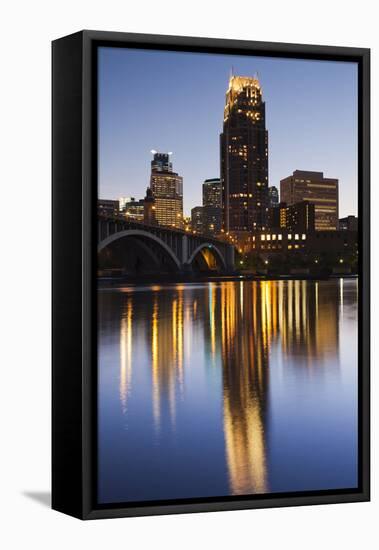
top-left (150, 288), bottom-right (185, 431)
top-left (119, 298), bottom-right (133, 414)
top-left (118, 279), bottom-right (341, 495)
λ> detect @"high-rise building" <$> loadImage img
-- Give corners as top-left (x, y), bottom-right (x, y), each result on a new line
top-left (268, 186), bottom-right (279, 208)
top-left (280, 170), bottom-right (338, 231)
top-left (191, 207), bottom-right (204, 233)
top-left (268, 200), bottom-right (315, 233)
top-left (203, 178), bottom-right (222, 208)
top-left (143, 187), bottom-right (156, 225)
top-left (220, 75), bottom-right (269, 236)
top-left (190, 205), bottom-right (222, 236)
top-left (150, 152), bottom-right (183, 228)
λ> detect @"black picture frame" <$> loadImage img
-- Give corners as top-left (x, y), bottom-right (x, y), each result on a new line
top-left (52, 30), bottom-right (370, 520)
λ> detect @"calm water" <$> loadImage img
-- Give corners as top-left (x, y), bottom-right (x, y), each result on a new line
top-left (98, 278), bottom-right (358, 504)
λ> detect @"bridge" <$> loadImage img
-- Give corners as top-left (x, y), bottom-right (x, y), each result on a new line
top-left (98, 215), bottom-right (235, 275)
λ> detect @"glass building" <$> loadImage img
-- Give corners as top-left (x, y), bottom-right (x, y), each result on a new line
top-left (220, 75), bottom-right (269, 236)
top-left (203, 178), bottom-right (222, 208)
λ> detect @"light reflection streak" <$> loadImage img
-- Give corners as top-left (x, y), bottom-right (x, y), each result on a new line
top-left (116, 278), bottom-right (342, 495)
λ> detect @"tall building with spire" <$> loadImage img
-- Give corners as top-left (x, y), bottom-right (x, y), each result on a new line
top-left (220, 75), bottom-right (269, 238)
top-left (149, 152), bottom-right (183, 228)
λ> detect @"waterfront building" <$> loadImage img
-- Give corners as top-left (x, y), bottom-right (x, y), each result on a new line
top-left (268, 200), bottom-right (315, 233)
top-left (220, 75), bottom-right (269, 237)
top-left (280, 170), bottom-right (338, 231)
top-left (150, 152), bottom-right (183, 228)
top-left (243, 229), bottom-right (357, 262)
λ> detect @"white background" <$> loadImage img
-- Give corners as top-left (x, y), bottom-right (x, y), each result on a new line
top-left (1, 1), bottom-right (377, 548)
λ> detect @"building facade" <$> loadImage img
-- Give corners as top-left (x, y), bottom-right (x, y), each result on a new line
top-left (339, 215), bottom-right (358, 231)
top-left (123, 198), bottom-right (144, 221)
top-left (220, 75), bottom-right (269, 236)
top-left (268, 186), bottom-right (279, 208)
top-left (143, 187), bottom-right (156, 225)
top-left (268, 200), bottom-right (315, 233)
top-left (98, 199), bottom-right (120, 217)
top-left (150, 152), bottom-right (183, 228)
top-left (280, 170), bottom-right (338, 231)
top-left (203, 178), bottom-right (222, 208)
top-left (191, 207), bottom-right (204, 234)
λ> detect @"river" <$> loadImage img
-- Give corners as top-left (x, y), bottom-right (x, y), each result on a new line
top-left (98, 278), bottom-right (358, 504)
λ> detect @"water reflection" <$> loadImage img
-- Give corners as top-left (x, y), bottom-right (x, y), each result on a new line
top-left (98, 279), bottom-right (358, 503)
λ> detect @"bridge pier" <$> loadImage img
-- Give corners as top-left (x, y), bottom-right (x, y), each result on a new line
top-left (182, 235), bottom-right (189, 264)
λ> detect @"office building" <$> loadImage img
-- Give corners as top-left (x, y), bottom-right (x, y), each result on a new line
top-left (98, 199), bottom-right (120, 217)
top-left (143, 188), bottom-right (156, 225)
top-left (150, 152), bottom-right (183, 228)
top-left (268, 201), bottom-right (315, 233)
top-left (203, 178), bottom-right (222, 208)
top-left (268, 186), bottom-right (279, 207)
top-left (220, 75), bottom-right (269, 236)
top-left (280, 170), bottom-right (338, 230)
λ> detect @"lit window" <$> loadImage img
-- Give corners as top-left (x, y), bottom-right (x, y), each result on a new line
top-left (302, 234), bottom-right (306, 240)
top-left (272, 234), bottom-right (276, 240)
top-left (288, 245), bottom-right (292, 249)
top-left (278, 234), bottom-right (282, 241)
top-left (266, 234), bottom-right (271, 241)
top-left (261, 235), bottom-right (265, 241)
top-left (288, 234), bottom-right (292, 240)
top-left (295, 234), bottom-right (299, 240)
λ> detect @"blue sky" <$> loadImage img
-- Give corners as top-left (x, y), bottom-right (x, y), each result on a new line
top-left (98, 47), bottom-right (358, 218)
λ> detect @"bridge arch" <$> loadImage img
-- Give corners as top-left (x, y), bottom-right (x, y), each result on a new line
top-left (187, 243), bottom-right (227, 271)
top-left (98, 229), bottom-right (182, 271)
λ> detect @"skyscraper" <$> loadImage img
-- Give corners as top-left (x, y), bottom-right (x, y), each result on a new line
top-left (150, 152), bottom-right (183, 228)
top-left (280, 170), bottom-right (338, 231)
top-left (203, 178), bottom-right (222, 208)
top-left (220, 75), bottom-right (269, 237)
top-left (143, 187), bottom-right (156, 225)
top-left (268, 186), bottom-right (279, 208)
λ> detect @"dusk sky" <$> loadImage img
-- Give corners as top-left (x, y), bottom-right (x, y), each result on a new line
top-left (98, 47), bottom-right (358, 218)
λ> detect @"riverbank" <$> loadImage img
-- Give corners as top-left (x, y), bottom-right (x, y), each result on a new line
top-left (97, 271), bottom-right (358, 287)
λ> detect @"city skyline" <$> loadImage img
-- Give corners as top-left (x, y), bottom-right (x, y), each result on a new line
top-left (98, 47), bottom-right (358, 218)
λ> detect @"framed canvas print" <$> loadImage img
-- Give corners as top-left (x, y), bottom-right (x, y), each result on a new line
top-left (52, 30), bottom-right (370, 519)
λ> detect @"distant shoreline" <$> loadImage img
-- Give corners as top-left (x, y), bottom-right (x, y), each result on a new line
top-left (97, 272), bottom-right (358, 288)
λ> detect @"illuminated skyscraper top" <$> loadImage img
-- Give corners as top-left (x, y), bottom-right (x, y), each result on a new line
top-left (151, 151), bottom-right (173, 173)
top-left (220, 74), bottom-right (269, 235)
